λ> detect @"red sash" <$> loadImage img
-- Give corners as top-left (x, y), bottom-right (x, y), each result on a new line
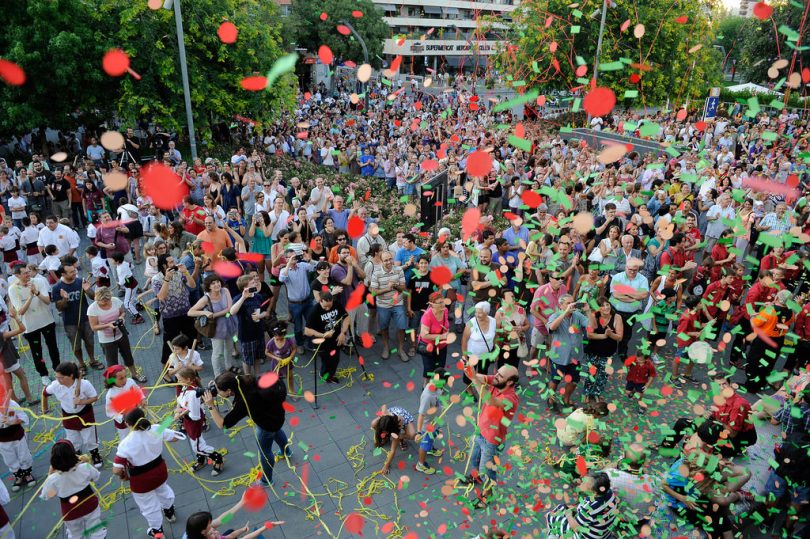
top-left (128, 455), bottom-right (168, 494)
top-left (182, 416), bottom-right (203, 440)
top-left (0, 504), bottom-right (8, 528)
top-left (62, 405), bottom-right (95, 431)
top-left (59, 485), bottom-right (99, 521)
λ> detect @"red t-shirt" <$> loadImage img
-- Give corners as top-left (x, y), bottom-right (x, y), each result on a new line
top-left (712, 392), bottom-right (754, 432)
top-left (676, 310), bottom-right (700, 348)
top-left (626, 358), bottom-right (657, 385)
top-left (478, 376), bottom-right (518, 445)
top-left (660, 247), bottom-right (687, 271)
top-left (795, 302), bottom-right (810, 340)
top-left (181, 206), bottom-right (206, 235)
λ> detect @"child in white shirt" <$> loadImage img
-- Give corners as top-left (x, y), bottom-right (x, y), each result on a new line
top-left (85, 245), bottom-right (110, 288)
top-left (37, 244), bottom-right (60, 287)
top-left (19, 217), bottom-right (40, 265)
top-left (109, 252), bottom-right (144, 324)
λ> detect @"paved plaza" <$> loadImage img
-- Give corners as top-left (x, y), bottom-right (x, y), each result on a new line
top-left (1, 283), bottom-right (782, 539)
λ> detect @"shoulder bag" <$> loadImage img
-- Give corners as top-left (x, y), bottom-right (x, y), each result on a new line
top-left (194, 294), bottom-right (218, 339)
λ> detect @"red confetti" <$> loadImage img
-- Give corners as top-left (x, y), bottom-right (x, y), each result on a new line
top-left (102, 49), bottom-right (129, 77)
top-left (212, 261), bottom-right (243, 279)
top-left (676, 108), bottom-right (687, 121)
top-left (344, 60), bottom-right (356, 68)
top-left (243, 485), bottom-right (268, 511)
top-left (337, 24), bottom-right (351, 35)
top-left (575, 65), bottom-right (587, 77)
top-left (240, 76), bottom-right (267, 91)
top-left (258, 372), bottom-right (279, 388)
top-left (320, 12), bottom-right (328, 21)
top-left (318, 45), bottom-right (334, 65)
top-left (695, 120), bottom-right (707, 131)
top-left (612, 284), bottom-right (638, 295)
top-left (346, 284), bottom-right (367, 311)
top-left (465, 150), bottom-right (493, 177)
top-left (675, 15), bottom-right (688, 23)
top-left (521, 190), bottom-right (542, 208)
top-left (217, 22), bottom-right (238, 44)
top-left (237, 252), bottom-right (265, 264)
top-left (390, 55), bottom-right (403, 72)
top-left (406, 381), bottom-right (415, 392)
top-left (787, 174), bottom-right (800, 188)
top-left (300, 462), bottom-right (310, 500)
top-left (289, 416), bottom-right (300, 427)
top-left (753, 2), bottom-right (773, 20)
top-left (282, 401), bottom-right (295, 412)
top-left (537, 95), bottom-right (546, 106)
top-left (200, 241), bottom-right (215, 254)
top-left (142, 163), bottom-right (189, 210)
top-left (629, 73), bottom-right (641, 84)
top-left (0, 59), bottom-right (26, 86)
top-left (381, 522), bottom-right (395, 534)
top-left (421, 159), bottom-right (439, 172)
top-left (360, 332), bottom-right (374, 348)
top-left (583, 86), bottom-right (616, 117)
top-left (515, 123), bottom-right (525, 139)
top-left (575, 455), bottom-right (587, 476)
top-left (110, 387), bottom-right (143, 414)
top-left (430, 266), bottom-right (453, 286)
top-left (345, 513), bottom-right (365, 534)
top-left (352, 10), bottom-right (364, 18)
top-left (461, 208), bottom-right (481, 241)
top-left (347, 215), bottom-right (365, 238)
top-left (803, 67), bottom-right (810, 83)
top-left (661, 385), bottom-right (673, 397)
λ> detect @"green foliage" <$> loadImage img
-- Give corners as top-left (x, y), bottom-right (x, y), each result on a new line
top-left (716, 15), bottom-right (752, 66)
top-left (264, 156), bottom-right (420, 235)
top-left (737, 1), bottom-right (810, 84)
top-left (0, 0), bottom-right (115, 137)
top-left (287, 0), bottom-right (389, 68)
top-left (100, 0), bottom-right (297, 139)
top-left (491, 0), bottom-right (723, 106)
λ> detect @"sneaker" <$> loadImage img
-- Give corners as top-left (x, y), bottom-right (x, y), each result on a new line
top-left (398, 349), bottom-right (410, 362)
top-left (133, 372), bottom-right (148, 383)
top-left (408, 348), bottom-right (416, 357)
top-left (24, 473), bottom-right (36, 487)
top-left (381, 349), bottom-right (390, 360)
top-left (148, 526), bottom-right (164, 538)
top-left (11, 474), bottom-right (23, 492)
top-left (416, 462), bottom-right (436, 475)
top-left (191, 458), bottom-right (207, 473)
top-left (131, 314), bottom-right (145, 325)
top-left (163, 506), bottom-right (176, 523)
top-left (40, 375), bottom-right (51, 386)
top-left (327, 376), bottom-right (340, 384)
top-left (427, 448), bottom-right (444, 458)
top-left (458, 474), bottom-right (481, 486)
top-left (652, 352), bottom-right (663, 364)
top-left (90, 450), bottom-right (103, 468)
top-left (198, 341), bottom-right (211, 351)
top-left (673, 377), bottom-right (685, 388)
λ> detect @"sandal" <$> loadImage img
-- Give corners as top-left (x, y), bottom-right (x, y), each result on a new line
top-left (89, 360), bottom-right (105, 371)
top-left (79, 365), bottom-right (88, 377)
top-left (399, 439), bottom-right (408, 451)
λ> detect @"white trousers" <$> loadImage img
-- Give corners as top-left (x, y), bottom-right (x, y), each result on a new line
top-left (115, 427), bottom-right (129, 442)
top-left (65, 507), bottom-right (106, 539)
top-left (65, 427), bottom-right (98, 453)
top-left (189, 433), bottom-right (214, 455)
top-left (123, 287), bottom-right (138, 316)
top-left (210, 338), bottom-right (235, 378)
top-left (132, 481), bottom-right (174, 530)
top-left (0, 522), bottom-right (14, 539)
top-left (0, 437), bottom-right (33, 472)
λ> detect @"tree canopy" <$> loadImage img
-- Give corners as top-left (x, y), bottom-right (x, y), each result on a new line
top-left (0, 0), bottom-right (297, 141)
top-left (491, 0), bottom-right (722, 108)
top-left (0, 0), bottom-right (115, 137)
top-left (737, 1), bottom-right (810, 84)
top-left (287, 0), bottom-right (390, 68)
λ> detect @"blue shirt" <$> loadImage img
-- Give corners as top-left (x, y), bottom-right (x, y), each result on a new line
top-left (395, 247), bottom-right (426, 283)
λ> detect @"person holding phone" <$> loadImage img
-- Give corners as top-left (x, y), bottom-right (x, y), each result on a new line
top-left (229, 273), bottom-right (270, 376)
top-left (152, 254), bottom-right (199, 368)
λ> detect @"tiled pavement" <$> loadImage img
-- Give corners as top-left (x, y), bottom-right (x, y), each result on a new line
top-left (4, 290), bottom-right (783, 538)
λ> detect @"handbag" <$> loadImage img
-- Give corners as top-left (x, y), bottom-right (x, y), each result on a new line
top-left (517, 339), bottom-right (529, 359)
top-left (194, 294), bottom-right (218, 339)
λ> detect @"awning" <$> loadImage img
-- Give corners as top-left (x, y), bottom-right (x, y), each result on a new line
top-left (423, 6), bottom-right (442, 14)
top-left (378, 3), bottom-right (397, 11)
top-left (444, 7), bottom-right (460, 14)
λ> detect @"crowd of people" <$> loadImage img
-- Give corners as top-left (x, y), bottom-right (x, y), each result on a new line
top-left (0, 81), bottom-right (808, 539)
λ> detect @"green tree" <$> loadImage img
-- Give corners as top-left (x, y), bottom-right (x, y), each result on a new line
top-left (287, 0), bottom-right (390, 68)
top-left (717, 15), bottom-right (752, 69)
top-left (738, 2), bottom-right (810, 84)
top-left (491, 0), bottom-right (722, 108)
top-left (100, 0), bottom-right (297, 141)
top-left (0, 0), bottom-right (115, 139)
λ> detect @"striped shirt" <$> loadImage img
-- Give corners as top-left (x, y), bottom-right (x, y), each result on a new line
top-left (759, 211), bottom-right (792, 234)
top-left (546, 490), bottom-right (617, 539)
top-left (370, 265), bottom-right (405, 308)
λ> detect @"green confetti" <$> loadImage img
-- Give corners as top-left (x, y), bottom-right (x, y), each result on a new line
top-left (508, 135), bottom-right (533, 151)
top-left (266, 52), bottom-right (299, 87)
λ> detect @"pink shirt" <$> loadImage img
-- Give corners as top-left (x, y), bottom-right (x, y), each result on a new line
top-left (531, 282), bottom-right (568, 332)
top-left (419, 307), bottom-right (449, 349)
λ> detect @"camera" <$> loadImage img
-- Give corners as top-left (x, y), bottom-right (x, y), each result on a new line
top-left (247, 286), bottom-right (258, 294)
top-left (112, 319), bottom-right (125, 329)
top-left (194, 380), bottom-right (218, 399)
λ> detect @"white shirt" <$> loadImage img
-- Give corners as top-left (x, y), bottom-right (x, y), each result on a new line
top-left (105, 379), bottom-right (143, 424)
top-left (87, 297), bottom-right (124, 343)
top-left (45, 379), bottom-right (97, 413)
top-left (177, 386), bottom-right (204, 422)
top-left (19, 225), bottom-right (38, 248)
top-left (113, 425), bottom-right (183, 468)
top-left (0, 399), bottom-right (29, 429)
top-left (706, 203), bottom-right (735, 238)
top-left (39, 463), bottom-right (100, 500)
top-left (37, 224), bottom-right (78, 255)
top-left (169, 349), bottom-right (202, 372)
top-left (8, 276), bottom-right (55, 332)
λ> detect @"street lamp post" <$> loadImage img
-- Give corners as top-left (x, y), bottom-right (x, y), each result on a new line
top-left (165, 0), bottom-right (198, 161)
top-left (338, 20), bottom-right (370, 111)
top-left (592, 0), bottom-right (609, 86)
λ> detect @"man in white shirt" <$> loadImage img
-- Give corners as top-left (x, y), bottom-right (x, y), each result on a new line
top-left (704, 194), bottom-right (735, 252)
top-left (230, 147), bottom-right (247, 165)
top-left (37, 216), bottom-right (79, 258)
